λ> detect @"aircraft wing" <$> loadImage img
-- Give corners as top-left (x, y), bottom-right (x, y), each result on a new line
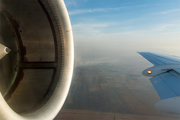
top-left (139, 52), bottom-right (180, 114)
top-left (139, 52), bottom-right (180, 66)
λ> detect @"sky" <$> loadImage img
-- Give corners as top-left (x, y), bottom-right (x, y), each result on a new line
top-left (61, 1), bottom-right (180, 118)
top-left (64, 0), bottom-right (180, 66)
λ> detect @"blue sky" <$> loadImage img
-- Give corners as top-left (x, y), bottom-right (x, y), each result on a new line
top-left (64, 0), bottom-right (180, 65)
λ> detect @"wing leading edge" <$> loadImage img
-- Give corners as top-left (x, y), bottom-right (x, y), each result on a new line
top-left (139, 52), bottom-right (180, 114)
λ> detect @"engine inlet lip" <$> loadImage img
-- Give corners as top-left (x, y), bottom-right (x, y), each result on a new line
top-left (0, 0), bottom-right (74, 120)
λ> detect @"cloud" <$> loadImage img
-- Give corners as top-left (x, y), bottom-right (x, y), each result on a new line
top-left (68, 4), bottom-right (161, 15)
top-left (72, 23), bottom-right (111, 36)
top-left (152, 24), bottom-right (180, 32)
top-left (64, 0), bottom-right (78, 7)
top-left (72, 21), bottom-right (180, 41)
top-left (72, 21), bottom-right (180, 45)
top-left (69, 7), bottom-right (126, 15)
top-left (155, 9), bottom-right (180, 14)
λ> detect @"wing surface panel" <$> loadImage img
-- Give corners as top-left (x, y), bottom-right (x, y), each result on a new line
top-left (170, 71), bottom-right (180, 80)
top-left (148, 52), bottom-right (180, 63)
top-left (150, 73), bottom-right (179, 100)
top-left (139, 52), bottom-right (164, 65)
top-left (159, 72), bottom-right (180, 96)
top-left (139, 52), bottom-right (180, 65)
top-left (147, 53), bottom-right (180, 64)
top-left (173, 68), bottom-right (180, 74)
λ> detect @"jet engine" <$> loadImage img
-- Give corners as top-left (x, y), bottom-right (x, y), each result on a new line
top-left (0, 0), bottom-right (74, 119)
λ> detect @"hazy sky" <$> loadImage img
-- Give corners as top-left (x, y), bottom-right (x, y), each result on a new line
top-left (64, 0), bottom-right (180, 65)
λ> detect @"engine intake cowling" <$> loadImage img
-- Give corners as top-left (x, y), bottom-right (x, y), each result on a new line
top-left (0, 0), bottom-right (74, 119)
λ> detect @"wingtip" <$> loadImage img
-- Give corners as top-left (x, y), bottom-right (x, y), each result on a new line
top-left (138, 52), bottom-right (147, 56)
top-left (137, 51), bottom-right (142, 54)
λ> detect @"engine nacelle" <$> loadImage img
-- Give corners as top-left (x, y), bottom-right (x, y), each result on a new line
top-left (0, 0), bottom-right (74, 119)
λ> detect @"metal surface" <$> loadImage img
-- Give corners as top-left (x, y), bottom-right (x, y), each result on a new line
top-left (142, 64), bottom-right (180, 77)
top-left (139, 52), bottom-right (180, 114)
top-left (0, 44), bottom-right (10, 60)
top-left (0, 10), bottom-right (20, 97)
top-left (0, 0), bottom-right (74, 119)
top-left (155, 96), bottom-right (180, 114)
